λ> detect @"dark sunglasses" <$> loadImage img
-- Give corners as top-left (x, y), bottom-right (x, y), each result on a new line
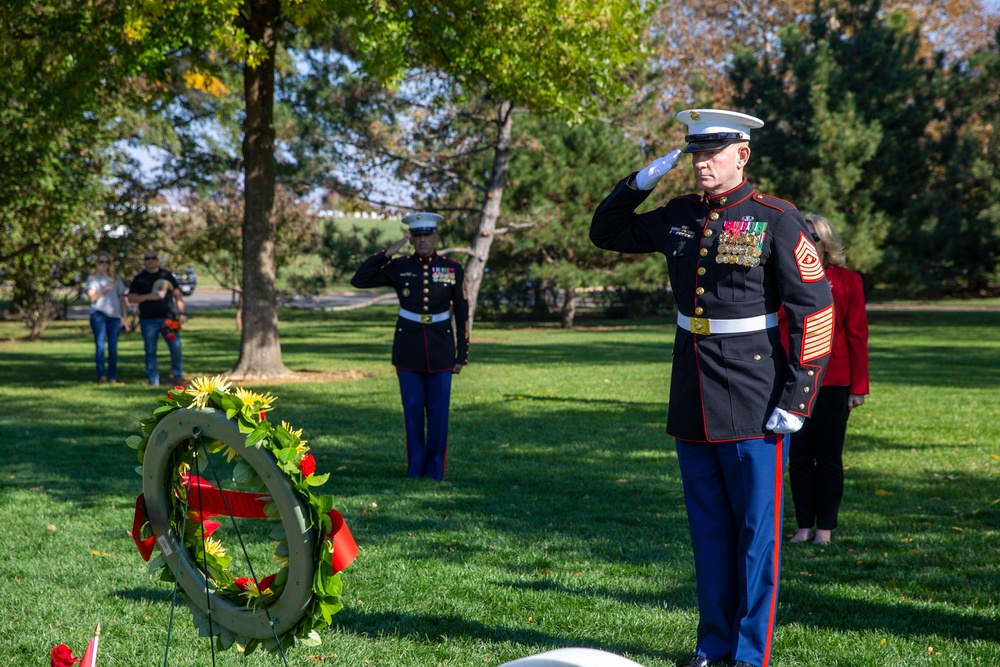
top-left (97, 259), bottom-right (110, 264)
top-left (810, 232), bottom-right (822, 243)
top-left (144, 256), bottom-right (159, 260)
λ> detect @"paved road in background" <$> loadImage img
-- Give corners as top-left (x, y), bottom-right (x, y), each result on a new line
top-left (65, 288), bottom-right (389, 320)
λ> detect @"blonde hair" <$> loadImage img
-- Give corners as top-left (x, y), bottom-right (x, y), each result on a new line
top-left (95, 251), bottom-right (116, 278)
top-left (803, 213), bottom-right (846, 267)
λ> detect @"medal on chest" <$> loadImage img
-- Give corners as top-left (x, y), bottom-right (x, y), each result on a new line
top-left (431, 267), bottom-right (456, 285)
top-left (716, 218), bottom-right (767, 267)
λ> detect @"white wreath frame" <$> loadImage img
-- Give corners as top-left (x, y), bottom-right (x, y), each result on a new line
top-left (143, 408), bottom-right (317, 639)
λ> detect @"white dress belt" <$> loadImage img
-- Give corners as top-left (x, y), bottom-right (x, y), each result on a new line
top-left (676, 311), bottom-right (778, 335)
top-left (399, 307), bottom-right (451, 324)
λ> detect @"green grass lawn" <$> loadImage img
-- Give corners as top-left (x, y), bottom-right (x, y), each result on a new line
top-left (0, 307), bottom-right (998, 666)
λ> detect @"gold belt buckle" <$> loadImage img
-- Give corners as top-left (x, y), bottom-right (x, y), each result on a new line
top-left (689, 316), bottom-right (711, 335)
top-left (420, 314), bottom-right (433, 324)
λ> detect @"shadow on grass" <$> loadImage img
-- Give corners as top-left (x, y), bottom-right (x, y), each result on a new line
top-left (2, 307), bottom-right (999, 657)
top-left (333, 609), bottom-right (682, 666)
top-left (780, 583), bottom-right (1000, 643)
top-left (504, 578), bottom-right (699, 612)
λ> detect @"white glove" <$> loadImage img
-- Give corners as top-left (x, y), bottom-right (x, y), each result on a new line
top-left (634, 149), bottom-right (682, 190)
top-left (766, 407), bottom-right (804, 434)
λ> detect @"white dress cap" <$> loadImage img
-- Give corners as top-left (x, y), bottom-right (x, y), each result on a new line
top-left (402, 212), bottom-right (443, 236)
top-left (676, 109), bottom-right (765, 153)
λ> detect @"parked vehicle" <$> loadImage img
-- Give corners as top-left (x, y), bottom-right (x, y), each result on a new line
top-left (173, 268), bottom-right (197, 295)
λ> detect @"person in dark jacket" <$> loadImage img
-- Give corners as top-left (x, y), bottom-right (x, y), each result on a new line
top-left (590, 109), bottom-right (834, 667)
top-left (128, 250), bottom-right (187, 386)
top-left (351, 213), bottom-right (470, 481)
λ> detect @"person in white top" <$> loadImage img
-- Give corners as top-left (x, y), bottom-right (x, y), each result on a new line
top-left (84, 251), bottom-right (130, 384)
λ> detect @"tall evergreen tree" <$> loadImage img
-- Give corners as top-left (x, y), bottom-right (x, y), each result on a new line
top-left (895, 28), bottom-right (1000, 293)
top-left (730, 0), bottom-right (946, 277)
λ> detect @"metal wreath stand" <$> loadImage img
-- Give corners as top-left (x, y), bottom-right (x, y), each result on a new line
top-left (142, 408), bottom-right (318, 666)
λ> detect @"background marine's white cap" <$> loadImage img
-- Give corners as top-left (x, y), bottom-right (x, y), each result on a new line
top-left (402, 212), bottom-right (443, 236)
top-left (676, 109), bottom-right (765, 153)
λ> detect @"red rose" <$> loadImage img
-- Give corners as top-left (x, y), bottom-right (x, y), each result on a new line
top-left (51, 644), bottom-right (79, 667)
top-left (259, 411), bottom-right (267, 421)
top-left (300, 454), bottom-right (316, 478)
top-left (165, 333), bottom-right (175, 341)
top-left (174, 385), bottom-right (186, 391)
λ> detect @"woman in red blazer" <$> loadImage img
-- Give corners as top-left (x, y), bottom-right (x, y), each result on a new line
top-left (786, 213), bottom-right (870, 545)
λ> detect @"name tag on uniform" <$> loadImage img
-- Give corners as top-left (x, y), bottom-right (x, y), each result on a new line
top-left (432, 267), bottom-right (456, 284)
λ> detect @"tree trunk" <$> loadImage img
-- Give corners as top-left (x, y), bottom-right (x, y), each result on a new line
top-left (561, 287), bottom-right (577, 330)
top-left (463, 99), bottom-right (514, 330)
top-left (230, 0), bottom-right (290, 380)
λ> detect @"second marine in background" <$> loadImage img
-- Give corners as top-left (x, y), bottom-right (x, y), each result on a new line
top-left (351, 213), bottom-right (470, 481)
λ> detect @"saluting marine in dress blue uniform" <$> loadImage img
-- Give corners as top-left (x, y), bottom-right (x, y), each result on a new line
top-left (351, 213), bottom-right (470, 481)
top-left (591, 110), bottom-right (834, 667)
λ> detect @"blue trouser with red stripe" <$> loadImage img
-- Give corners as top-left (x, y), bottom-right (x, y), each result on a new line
top-left (676, 436), bottom-right (787, 667)
top-left (397, 369), bottom-right (453, 480)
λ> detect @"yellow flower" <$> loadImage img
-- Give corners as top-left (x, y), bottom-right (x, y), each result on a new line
top-left (203, 537), bottom-right (227, 559)
top-left (280, 421), bottom-right (303, 439)
top-left (280, 420), bottom-right (309, 451)
top-left (233, 387), bottom-right (276, 412)
top-left (188, 375), bottom-right (233, 409)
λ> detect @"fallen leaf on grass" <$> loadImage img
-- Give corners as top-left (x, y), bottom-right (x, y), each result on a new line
top-left (875, 489), bottom-right (894, 496)
top-left (47, 525), bottom-right (57, 531)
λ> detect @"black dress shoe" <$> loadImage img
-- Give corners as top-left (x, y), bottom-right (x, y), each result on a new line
top-left (687, 657), bottom-right (709, 667)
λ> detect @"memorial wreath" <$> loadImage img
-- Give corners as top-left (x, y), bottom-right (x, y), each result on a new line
top-left (126, 376), bottom-right (357, 655)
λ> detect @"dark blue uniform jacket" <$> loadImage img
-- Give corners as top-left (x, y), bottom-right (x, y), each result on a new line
top-left (352, 251), bottom-right (470, 372)
top-left (591, 178), bottom-right (834, 442)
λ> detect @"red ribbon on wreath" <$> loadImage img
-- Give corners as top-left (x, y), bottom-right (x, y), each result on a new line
top-left (129, 475), bottom-right (357, 572)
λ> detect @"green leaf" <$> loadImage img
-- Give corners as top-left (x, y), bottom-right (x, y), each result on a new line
top-left (152, 403), bottom-right (176, 417)
top-left (262, 501), bottom-right (280, 518)
top-left (244, 422), bottom-right (271, 447)
top-left (272, 426), bottom-right (292, 449)
top-left (124, 434), bottom-right (144, 450)
top-left (300, 630), bottom-right (322, 646)
top-left (306, 472), bottom-right (330, 486)
top-left (217, 628), bottom-right (236, 650)
top-left (315, 495), bottom-right (335, 514)
top-left (148, 554), bottom-right (165, 574)
top-left (232, 459), bottom-right (256, 485)
top-left (273, 446), bottom-right (298, 463)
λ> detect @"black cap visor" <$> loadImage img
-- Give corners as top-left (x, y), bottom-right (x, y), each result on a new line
top-left (409, 227), bottom-right (436, 236)
top-left (681, 132), bottom-right (748, 154)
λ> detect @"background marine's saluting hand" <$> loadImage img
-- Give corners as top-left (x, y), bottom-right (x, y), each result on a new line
top-left (385, 234), bottom-right (411, 257)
